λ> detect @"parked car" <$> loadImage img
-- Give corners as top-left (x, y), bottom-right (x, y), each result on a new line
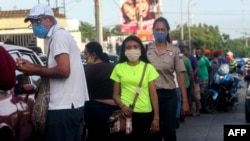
top-left (39, 54), bottom-right (47, 65)
top-left (108, 53), bottom-right (119, 64)
top-left (0, 44), bottom-right (43, 141)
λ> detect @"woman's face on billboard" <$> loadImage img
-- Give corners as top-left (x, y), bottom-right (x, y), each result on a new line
top-left (123, 1), bottom-right (137, 23)
top-left (135, 0), bottom-right (149, 18)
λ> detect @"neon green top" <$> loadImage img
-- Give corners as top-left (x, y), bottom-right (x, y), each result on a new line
top-left (110, 61), bottom-right (159, 113)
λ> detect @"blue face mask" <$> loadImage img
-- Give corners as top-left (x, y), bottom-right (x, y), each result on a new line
top-left (32, 23), bottom-right (50, 38)
top-left (153, 32), bottom-right (168, 42)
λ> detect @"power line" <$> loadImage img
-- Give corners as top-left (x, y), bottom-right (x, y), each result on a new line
top-left (162, 11), bottom-right (250, 16)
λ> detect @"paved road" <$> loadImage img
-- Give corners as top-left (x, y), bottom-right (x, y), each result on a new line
top-left (176, 82), bottom-right (250, 141)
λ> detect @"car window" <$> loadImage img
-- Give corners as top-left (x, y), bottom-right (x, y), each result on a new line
top-left (21, 53), bottom-right (41, 87)
top-left (10, 51), bottom-right (41, 88)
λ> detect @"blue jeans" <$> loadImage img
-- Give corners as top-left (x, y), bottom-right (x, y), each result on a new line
top-left (176, 88), bottom-right (181, 119)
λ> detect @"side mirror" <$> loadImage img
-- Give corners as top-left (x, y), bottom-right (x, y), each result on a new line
top-left (21, 84), bottom-right (37, 94)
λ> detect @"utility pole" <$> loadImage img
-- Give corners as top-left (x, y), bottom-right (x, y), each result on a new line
top-left (241, 32), bottom-right (249, 47)
top-left (187, 0), bottom-right (196, 52)
top-left (240, 0), bottom-right (248, 47)
top-left (47, 0), bottom-right (50, 6)
top-left (62, 0), bottom-right (65, 16)
top-left (180, 0), bottom-right (184, 40)
top-left (94, 0), bottom-right (103, 48)
top-left (157, 0), bottom-right (162, 17)
top-left (188, 0), bottom-right (191, 52)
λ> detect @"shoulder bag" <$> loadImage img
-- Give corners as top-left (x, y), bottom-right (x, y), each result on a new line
top-left (31, 39), bottom-right (52, 135)
top-left (108, 63), bottom-right (148, 134)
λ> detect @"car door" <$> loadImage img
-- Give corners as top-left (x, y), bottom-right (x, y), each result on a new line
top-left (9, 50), bottom-right (41, 141)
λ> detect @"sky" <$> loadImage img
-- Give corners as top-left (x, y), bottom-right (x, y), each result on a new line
top-left (1, 0), bottom-right (250, 39)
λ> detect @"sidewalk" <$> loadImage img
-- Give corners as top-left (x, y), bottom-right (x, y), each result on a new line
top-left (176, 88), bottom-right (249, 141)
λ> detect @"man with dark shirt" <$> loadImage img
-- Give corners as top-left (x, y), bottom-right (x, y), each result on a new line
top-left (183, 46), bottom-right (201, 116)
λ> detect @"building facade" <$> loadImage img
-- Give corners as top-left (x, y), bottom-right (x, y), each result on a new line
top-left (0, 8), bottom-right (82, 54)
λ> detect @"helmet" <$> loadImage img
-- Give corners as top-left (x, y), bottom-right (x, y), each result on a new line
top-left (204, 49), bottom-right (211, 56)
top-left (226, 55), bottom-right (233, 61)
top-left (226, 51), bottom-right (233, 57)
top-left (213, 49), bottom-right (222, 57)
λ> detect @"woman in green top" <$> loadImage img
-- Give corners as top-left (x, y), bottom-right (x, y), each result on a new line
top-left (110, 35), bottom-right (160, 141)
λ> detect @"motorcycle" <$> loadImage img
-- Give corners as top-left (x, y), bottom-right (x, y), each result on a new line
top-left (244, 75), bottom-right (250, 123)
top-left (201, 64), bottom-right (241, 113)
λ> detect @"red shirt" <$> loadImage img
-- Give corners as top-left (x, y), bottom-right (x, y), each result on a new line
top-left (0, 46), bottom-right (16, 90)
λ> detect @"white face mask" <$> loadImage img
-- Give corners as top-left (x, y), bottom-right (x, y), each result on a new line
top-left (125, 49), bottom-right (141, 62)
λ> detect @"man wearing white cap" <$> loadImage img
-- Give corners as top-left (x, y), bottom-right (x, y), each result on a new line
top-left (16, 4), bottom-right (89, 141)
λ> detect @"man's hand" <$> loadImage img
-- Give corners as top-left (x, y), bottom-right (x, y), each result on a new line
top-left (16, 58), bottom-right (36, 75)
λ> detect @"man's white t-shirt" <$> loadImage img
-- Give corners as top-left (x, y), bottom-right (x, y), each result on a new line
top-left (46, 25), bottom-right (89, 110)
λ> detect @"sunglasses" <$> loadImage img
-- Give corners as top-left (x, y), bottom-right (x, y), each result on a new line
top-left (28, 17), bottom-right (47, 28)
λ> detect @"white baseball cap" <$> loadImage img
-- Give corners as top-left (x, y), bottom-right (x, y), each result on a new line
top-left (24, 4), bottom-right (54, 22)
top-left (226, 51), bottom-right (233, 57)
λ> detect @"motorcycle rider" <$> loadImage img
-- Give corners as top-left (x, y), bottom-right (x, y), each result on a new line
top-left (226, 51), bottom-right (238, 73)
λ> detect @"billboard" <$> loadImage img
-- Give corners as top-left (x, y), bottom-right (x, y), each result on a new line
top-left (120, 0), bottom-right (159, 33)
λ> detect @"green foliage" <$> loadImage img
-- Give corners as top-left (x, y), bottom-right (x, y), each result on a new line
top-left (171, 23), bottom-right (250, 57)
top-left (111, 25), bottom-right (124, 36)
top-left (78, 22), bottom-right (124, 42)
top-left (78, 21), bottom-right (96, 42)
top-left (223, 39), bottom-right (249, 57)
top-left (78, 21), bottom-right (250, 57)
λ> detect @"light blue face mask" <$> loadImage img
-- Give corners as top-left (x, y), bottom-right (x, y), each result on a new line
top-left (153, 32), bottom-right (168, 42)
top-left (32, 23), bottom-right (50, 38)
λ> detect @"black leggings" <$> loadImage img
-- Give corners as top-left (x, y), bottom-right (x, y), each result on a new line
top-left (155, 89), bottom-right (177, 141)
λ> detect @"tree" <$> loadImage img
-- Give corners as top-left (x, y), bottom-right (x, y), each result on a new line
top-left (110, 25), bottom-right (124, 36)
top-left (171, 23), bottom-right (224, 50)
top-left (170, 23), bottom-right (250, 57)
top-left (102, 27), bottom-right (110, 41)
top-left (79, 21), bottom-right (96, 42)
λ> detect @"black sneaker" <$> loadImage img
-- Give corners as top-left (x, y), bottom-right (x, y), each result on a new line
top-left (176, 118), bottom-right (180, 129)
top-left (179, 115), bottom-right (185, 123)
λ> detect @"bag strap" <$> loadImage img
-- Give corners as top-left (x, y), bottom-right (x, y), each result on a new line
top-left (130, 63), bottom-right (148, 109)
top-left (45, 28), bottom-right (64, 66)
top-left (41, 39), bottom-right (53, 87)
top-left (46, 39), bottom-right (53, 66)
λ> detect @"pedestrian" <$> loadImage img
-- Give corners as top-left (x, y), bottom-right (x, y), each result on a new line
top-left (16, 4), bottom-right (89, 141)
top-left (83, 41), bottom-right (120, 141)
top-left (204, 49), bottom-right (212, 61)
top-left (195, 47), bottom-right (211, 107)
top-left (179, 45), bottom-right (193, 122)
top-left (0, 45), bottom-right (16, 90)
top-left (226, 52), bottom-right (238, 73)
top-left (183, 46), bottom-right (200, 117)
top-left (146, 17), bottom-right (189, 141)
top-left (110, 35), bottom-right (160, 141)
top-left (209, 49), bottom-right (224, 86)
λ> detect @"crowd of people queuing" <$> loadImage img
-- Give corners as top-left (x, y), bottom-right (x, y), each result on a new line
top-left (1, 3), bottom-right (249, 141)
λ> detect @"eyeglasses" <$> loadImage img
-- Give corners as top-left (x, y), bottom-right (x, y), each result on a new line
top-left (27, 17), bottom-right (46, 28)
